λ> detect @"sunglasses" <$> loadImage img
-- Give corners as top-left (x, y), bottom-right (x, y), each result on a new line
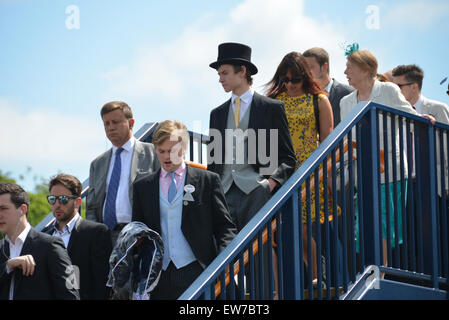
top-left (47, 195), bottom-right (78, 205)
top-left (397, 82), bottom-right (415, 88)
top-left (280, 76), bottom-right (303, 84)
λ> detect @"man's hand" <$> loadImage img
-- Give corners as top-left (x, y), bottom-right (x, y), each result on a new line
top-left (7, 255), bottom-right (36, 276)
top-left (268, 178), bottom-right (278, 193)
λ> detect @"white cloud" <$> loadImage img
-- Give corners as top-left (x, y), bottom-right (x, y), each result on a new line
top-left (0, 97), bottom-right (107, 168)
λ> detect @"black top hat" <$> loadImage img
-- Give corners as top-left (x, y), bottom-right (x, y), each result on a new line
top-left (209, 42), bottom-right (258, 75)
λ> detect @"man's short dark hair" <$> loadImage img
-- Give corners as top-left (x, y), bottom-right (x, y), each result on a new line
top-left (232, 64), bottom-right (253, 86)
top-left (49, 174), bottom-right (82, 197)
top-left (303, 47), bottom-right (330, 75)
top-left (392, 64), bottom-right (424, 91)
top-left (100, 101), bottom-right (133, 119)
top-left (0, 182), bottom-right (29, 209)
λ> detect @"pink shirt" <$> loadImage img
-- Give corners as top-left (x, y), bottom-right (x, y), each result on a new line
top-left (160, 161), bottom-right (186, 201)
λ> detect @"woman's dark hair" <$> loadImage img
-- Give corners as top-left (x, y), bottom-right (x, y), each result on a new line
top-left (265, 51), bottom-right (324, 98)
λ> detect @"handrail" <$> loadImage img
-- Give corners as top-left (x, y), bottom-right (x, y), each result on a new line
top-left (180, 100), bottom-right (447, 300)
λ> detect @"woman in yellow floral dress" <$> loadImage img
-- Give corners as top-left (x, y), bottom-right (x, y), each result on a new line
top-left (266, 51), bottom-right (334, 282)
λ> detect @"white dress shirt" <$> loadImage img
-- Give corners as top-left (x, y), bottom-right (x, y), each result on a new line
top-left (5, 223), bottom-right (31, 300)
top-left (103, 136), bottom-right (135, 224)
top-left (52, 213), bottom-right (80, 248)
top-left (231, 88), bottom-right (254, 122)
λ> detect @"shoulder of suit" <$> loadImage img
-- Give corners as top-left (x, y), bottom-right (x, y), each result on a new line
top-left (332, 79), bottom-right (354, 93)
top-left (422, 95), bottom-right (449, 109)
top-left (77, 218), bottom-right (109, 232)
top-left (90, 148), bottom-right (112, 166)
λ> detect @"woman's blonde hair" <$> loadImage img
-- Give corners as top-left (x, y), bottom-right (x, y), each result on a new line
top-left (347, 50), bottom-right (378, 79)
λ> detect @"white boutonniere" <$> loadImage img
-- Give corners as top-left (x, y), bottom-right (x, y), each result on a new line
top-left (183, 184), bottom-right (195, 205)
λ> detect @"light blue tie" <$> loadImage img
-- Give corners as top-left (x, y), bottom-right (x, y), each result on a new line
top-left (104, 147), bottom-right (124, 230)
top-left (168, 172), bottom-right (177, 203)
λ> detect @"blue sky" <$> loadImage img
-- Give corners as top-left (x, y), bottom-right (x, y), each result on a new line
top-left (1, 0), bottom-right (448, 191)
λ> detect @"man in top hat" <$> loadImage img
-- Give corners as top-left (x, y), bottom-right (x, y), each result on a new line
top-left (208, 42), bottom-right (296, 232)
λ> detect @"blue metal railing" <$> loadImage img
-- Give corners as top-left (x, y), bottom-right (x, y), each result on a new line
top-left (180, 101), bottom-right (449, 300)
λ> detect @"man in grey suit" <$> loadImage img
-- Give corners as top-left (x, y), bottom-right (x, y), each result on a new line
top-left (304, 47), bottom-right (354, 126)
top-left (392, 64), bottom-right (449, 124)
top-left (86, 101), bottom-right (159, 245)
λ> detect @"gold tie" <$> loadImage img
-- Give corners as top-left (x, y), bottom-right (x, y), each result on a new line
top-left (234, 97), bottom-right (241, 127)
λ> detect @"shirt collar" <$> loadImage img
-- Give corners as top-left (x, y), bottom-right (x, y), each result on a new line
top-left (414, 95), bottom-right (424, 109)
top-left (232, 88), bottom-right (254, 105)
top-left (161, 160), bottom-right (186, 179)
top-left (112, 136), bottom-right (135, 154)
top-left (324, 79), bottom-right (334, 93)
top-left (55, 213), bottom-right (80, 234)
top-left (6, 223), bottom-right (31, 247)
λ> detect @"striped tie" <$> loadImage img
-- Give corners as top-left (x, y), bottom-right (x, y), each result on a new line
top-left (104, 147), bottom-right (124, 230)
top-left (168, 172), bottom-right (177, 203)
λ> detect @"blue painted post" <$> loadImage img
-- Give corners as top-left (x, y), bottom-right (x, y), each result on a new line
top-left (416, 122), bottom-right (439, 288)
top-left (360, 107), bottom-right (381, 267)
top-left (280, 192), bottom-right (301, 299)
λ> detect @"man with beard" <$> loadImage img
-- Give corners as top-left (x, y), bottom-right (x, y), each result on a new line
top-left (44, 173), bottom-right (112, 300)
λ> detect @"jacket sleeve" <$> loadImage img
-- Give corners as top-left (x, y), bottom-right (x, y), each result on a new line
top-left (90, 225), bottom-right (113, 299)
top-left (48, 237), bottom-right (80, 300)
top-left (86, 161), bottom-right (99, 222)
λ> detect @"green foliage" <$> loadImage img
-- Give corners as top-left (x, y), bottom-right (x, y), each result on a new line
top-left (0, 168), bottom-right (51, 228)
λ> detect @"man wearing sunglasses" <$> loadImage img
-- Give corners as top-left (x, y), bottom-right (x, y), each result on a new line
top-left (392, 64), bottom-right (449, 124)
top-left (43, 173), bottom-right (112, 300)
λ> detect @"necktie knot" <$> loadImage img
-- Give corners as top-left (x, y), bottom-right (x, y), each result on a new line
top-left (116, 147), bottom-right (124, 156)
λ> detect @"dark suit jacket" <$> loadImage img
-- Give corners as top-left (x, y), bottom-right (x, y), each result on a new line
top-left (208, 92), bottom-right (296, 188)
top-left (328, 79), bottom-right (354, 126)
top-left (43, 217), bottom-right (112, 300)
top-left (86, 140), bottom-right (160, 223)
top-left (132, 165), bottom-right (237, 269)
top-left (0, 228), bottom-right (80, 300)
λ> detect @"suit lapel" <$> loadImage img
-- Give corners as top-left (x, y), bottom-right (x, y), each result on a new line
top-left (15, 228), bottom-right (36, 295)
top-left (67, 217), bottom-right (82, 254)
top-left (248, 92), bottom-right (261, 131)
top-left (147, 170), bottom-right (161, 233)
top-left (182, 166), bottom-right (199, 226)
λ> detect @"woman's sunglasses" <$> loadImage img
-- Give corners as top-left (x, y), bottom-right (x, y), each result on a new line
top-left (47, 195), bottom-right (78, 205)
top-left (280, 76), bottom-right (303, 84)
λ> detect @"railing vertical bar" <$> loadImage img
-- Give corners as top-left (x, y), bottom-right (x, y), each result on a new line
top-left (339, 139), bottom-right (348, 291)
top-left (415, 123), bottom-right (424, 273)
top-left (356, 123), bottom-right (365, 270)
top-left (314, 167), bottom-right (322, 300)
top-left (267, 218), bottom-right (274, 300)
top-left (377, 112), bottom-right (384, 266)
top-left (399, 116), bottom-right (408, 270)
top-left (391, 114), bottom-right (400, 268)
top-left (229, 259), bottom-right (235, 300)
top-left (322, 155), bottom-right (331, 299)
top-left (220, 271), bottom-right (226, 300)
top-left (297, 188), bottom-right (304, 300)
top-left (258, 231), bottom-right (265, 299)
top-left (276, 212), bottom-right (284, 300)
top-left (382, 112), bottom-right (392, 267)
top-left (189, 135), bottom-right (195, 162)
top-left (438, 129), bottom-right (447, 278)
top-left (249, 243), bottom-right (255, 299)
top-left (347, 129), bottom-right (356, 282)
top-left (406, 120), bottom-right (416, 271)
top-left (306, 177), bottom-right (313, 299)
top-left (331, 149), bottom-right (339, 298)
top-left (238, 255), bottom-right (245, 300)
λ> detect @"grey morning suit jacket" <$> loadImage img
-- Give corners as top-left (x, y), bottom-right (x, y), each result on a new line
top-left (86, 139), bottom-right (160, 223)
top-left (328, 79), bottom-right (354, 126)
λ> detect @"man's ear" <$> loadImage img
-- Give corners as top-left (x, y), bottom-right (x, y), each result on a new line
top-left (128, 118), bottom-right (135, 130)
top-left (322, 62), bottom-right (329, 75)
top-left (75, 197), bottom-right (83, 209)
